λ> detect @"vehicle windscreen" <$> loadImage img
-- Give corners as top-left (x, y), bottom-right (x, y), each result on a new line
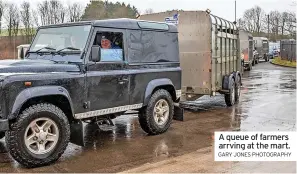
top-left (30, 25), bottom-right (91, 53)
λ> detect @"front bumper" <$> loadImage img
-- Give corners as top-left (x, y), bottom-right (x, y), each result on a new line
top-left (0, 119), bottom-right (9, 131)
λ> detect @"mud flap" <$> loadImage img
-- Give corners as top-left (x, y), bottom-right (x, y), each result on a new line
top-left (70, 121), bottom-right (85, 146)
top-left (173, 104), bottom-right (184, 121)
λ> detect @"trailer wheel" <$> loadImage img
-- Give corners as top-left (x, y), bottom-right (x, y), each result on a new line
top-left (138, 89), bottom-right (174, 135)
top-left (224, 78), bottom-right (236, 107)
top-left (5, 103), bottom-right (70, 168)
top-left (247, 64), bottom-right (252, 71)
top-left (0, 132), bottom-right (5, 139)
top-left (264, 54), bottom-right (268, 62)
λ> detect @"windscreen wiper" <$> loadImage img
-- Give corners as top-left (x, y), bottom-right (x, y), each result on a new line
top-left (56, 47), bottom-right (80, 54)
top-left (31, 46), bottom-right (56, 53)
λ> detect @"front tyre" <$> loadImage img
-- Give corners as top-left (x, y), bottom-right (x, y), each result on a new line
top-left (0, 132), bottom-right (5, 139)
top-left (6, 103), bottom-right (70, 168)
top-left (138, 89), bottom-right (174, 135)
top-left (224, 78), bottom-right (236, 107)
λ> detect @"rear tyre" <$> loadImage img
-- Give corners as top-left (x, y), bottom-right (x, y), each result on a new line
top-left (224, 78), bottom-right (236, 107)
top-left (0, 132), bottom-right (5, 139)
top-left (138, 89), bottom-right (174, 135)
top-left (5, 103), bottom-right (70, 168)
top-left (247, 64), bottom-right (252, 71)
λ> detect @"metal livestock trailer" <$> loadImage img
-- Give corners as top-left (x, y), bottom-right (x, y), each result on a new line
top-left (239, 30), bottom-right (254, 71)
top-left (140, 11), bottom-right (242, 106)
top-left (253, 37), bottom-right (269, 62)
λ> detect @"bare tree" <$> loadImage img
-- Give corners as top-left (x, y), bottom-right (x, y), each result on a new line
top-left (144, 8), bottom-right (153, 14)
top-left (4, 3), bottom-right (20, 37)
top-left (237, 6), bottom-right (266, 35)
top-left (284, 12), bottom-right (296, 37)
top-left (0, 0), bottom-right (5, 34)
top-left (32, 9), bottom-right (40, 27)
top-left (253, 6), bottom-right (265, 34)
top-left (68, 3), bottom-right (83, 22)
top-left (37, 0), bottom-right (66, 26)
top-left (20, 1), bottom-right (34, 41)
top-left (263, 11), bottom-right (296, 40)
top-left (37, 1), bottom-right (50, 26)
top-left (11, 6), bottom-right (20, 37)
top-left (241, 9), bottom-right (256, 32)
top-left (49, 0), bottom-right (65, 24)
top-left (268, 11), bottom-right (282, 35)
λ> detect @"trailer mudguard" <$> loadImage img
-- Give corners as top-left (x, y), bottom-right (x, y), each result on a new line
top-left (222, 73), bottom-right (235, 90)
top-left (233, 71), bottom-right (242, 86)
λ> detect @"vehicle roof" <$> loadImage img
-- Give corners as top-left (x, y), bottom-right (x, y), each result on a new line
top-left (38, 18), bottom-right (178, 33)
top-left (253, 37), bottom-right (268, 40)
top-left (239, 29), bottom-right (253, 37)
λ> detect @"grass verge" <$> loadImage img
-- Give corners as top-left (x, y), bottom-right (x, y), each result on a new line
top-left (271, 57), bottom-right (296, 68)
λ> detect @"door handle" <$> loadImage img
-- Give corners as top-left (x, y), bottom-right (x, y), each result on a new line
top-left (118, 77), bottom-right (129, 84)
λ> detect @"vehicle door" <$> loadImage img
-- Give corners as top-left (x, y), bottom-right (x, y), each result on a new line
top-left (86, 28), bottom-right (130, 112)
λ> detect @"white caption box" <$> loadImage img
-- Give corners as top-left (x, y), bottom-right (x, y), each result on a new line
top-left (214, 132), bottom-right (297, 161)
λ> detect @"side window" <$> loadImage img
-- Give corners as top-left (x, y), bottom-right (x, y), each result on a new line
top-left (127, 30), bottom-right (179, 63)
top-left (93, 32), bottom-right (124, 62)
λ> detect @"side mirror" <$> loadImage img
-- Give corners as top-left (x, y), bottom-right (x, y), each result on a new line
top-left (19, 47), bottom-right (24, 59)
top-left (91, 46), bottom-right (101, 62)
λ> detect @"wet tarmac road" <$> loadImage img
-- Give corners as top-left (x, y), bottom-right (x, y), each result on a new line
top-left (0, 62), bottom-right (296, 173)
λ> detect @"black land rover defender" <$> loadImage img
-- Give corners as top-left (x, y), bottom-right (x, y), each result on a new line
top-left (0, 19), bottom-right (182, 168)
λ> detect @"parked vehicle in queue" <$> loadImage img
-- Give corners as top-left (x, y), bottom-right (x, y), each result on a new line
top-left (0, 19), bottom-right (183, 168)
top-left (140, 11), bottom-right (242, 106)
top-left (253, 37), bottom-right (269, 62)
top-left (239, 30), bottom-right (254, 71)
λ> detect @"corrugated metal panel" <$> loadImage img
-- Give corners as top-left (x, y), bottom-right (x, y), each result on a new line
top-left (280, 40), bottom-right (296, 61)
top-left (239, 30), bottom-right (253, 63)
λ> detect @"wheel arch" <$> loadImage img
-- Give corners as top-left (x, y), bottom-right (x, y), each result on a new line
top-left (233, 71), bottom-right (242, 86)
top-left (143, 78), bottom-right (177, 106)
top-left (9, 86), bottom-right (75, 122)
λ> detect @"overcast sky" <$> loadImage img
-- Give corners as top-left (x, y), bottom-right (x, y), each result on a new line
top-left (3, 0), bottom-right (297, 21)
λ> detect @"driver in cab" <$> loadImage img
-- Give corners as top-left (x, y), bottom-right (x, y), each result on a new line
top-left (100, 35), bottom-right (122, 61)
top-left (100, 35), bottom-right (120, 49)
